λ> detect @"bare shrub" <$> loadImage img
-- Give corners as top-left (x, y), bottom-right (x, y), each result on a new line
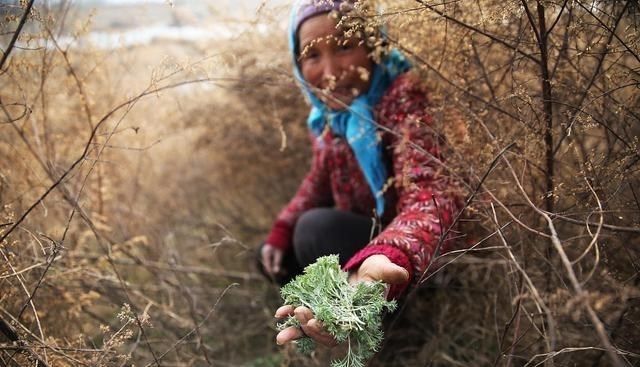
top-left (1, 0), bottom-right (638, 366)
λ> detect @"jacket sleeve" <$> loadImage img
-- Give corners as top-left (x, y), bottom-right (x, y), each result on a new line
top-left (265, 133), bottom-right (333, 250)
top-left (344, 75), bottom-right (463, 299)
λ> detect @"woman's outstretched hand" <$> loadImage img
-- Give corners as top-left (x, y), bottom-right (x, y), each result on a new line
top-left (275, 254), bottom-right (409, 347)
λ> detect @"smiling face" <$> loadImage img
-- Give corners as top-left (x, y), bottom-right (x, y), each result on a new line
top-left (297, 13), bottom-right (374, 110)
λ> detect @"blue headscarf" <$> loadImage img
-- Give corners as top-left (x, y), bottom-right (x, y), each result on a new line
top-left (289, 0), bottom-right (411, 215)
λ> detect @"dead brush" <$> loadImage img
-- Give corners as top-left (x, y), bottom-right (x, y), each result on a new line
top-left (1, 1), bottom-right (639, 366)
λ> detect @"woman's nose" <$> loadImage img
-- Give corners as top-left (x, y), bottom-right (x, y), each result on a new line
top-left (320, 57), bottom-right (341, 85)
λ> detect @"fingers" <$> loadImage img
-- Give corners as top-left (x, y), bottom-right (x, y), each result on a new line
top-left (305, 318), bottom-right (338, 347)
top-left (274, 306), bottom-right (338, 347)
top-left (275, 305), bottom-right (295, 318)
top-left (379, 263), bottom-right (410, 285)
top-left (275, 306), bottom-right (311, 345)
top-left (261, 246), bottom-right (274, 275)
top-left (293, 307), bottom-right (337, 347)
top-left (276, 320), bottom-right (337, 347)
top-left (354, 255), bottom-right (410, 285)
top-left (275, 305), bottom-right (313, 323)
top-left (275, 305), bottom-right (303, 345)
top-left (273, 249), bottom-right (283, 274)
top-left (359, 265), bottom-right (409, 285)
top-left (262, 244), bottom-right (284, 276)
top-left (276, 326), bottom-right (305, 345)
top-left (294, 306), bottom-right (313, 324)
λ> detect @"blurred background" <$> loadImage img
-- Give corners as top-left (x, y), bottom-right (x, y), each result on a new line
top-left (1, 1), bottom-right (639, 366)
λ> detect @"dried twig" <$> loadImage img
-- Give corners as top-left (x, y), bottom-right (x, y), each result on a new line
top-left (0, 0), bottom-right (35, 72)
top-left (502, 156), bottom-right (625, 367)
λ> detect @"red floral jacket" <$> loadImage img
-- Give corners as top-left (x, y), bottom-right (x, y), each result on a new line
top-left (266, 72), bottom-right (462, 298)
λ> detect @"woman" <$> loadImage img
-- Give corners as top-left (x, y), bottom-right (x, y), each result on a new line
top-left (260, 0), bottom-right (462, 347)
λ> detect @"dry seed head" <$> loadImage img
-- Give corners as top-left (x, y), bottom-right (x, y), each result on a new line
top-left (356, 66), bottom-right (370, 81)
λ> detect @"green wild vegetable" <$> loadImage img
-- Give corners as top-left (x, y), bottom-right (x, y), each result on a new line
top-left (278, 255), bottom-right (397, 367)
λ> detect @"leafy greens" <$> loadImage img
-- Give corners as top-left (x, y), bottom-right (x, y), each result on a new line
top-left (278, 255), bottom-right (396, 367)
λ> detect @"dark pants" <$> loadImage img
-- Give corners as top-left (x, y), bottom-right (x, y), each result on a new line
top-left (257, 208), bottom-right (377, 286)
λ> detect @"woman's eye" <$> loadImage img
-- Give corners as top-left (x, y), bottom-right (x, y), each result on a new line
top-left (300, 51), bottom-right (319, 62)
top-left (299, 45), bottom-right (319, 61)
top-left (338, 40), bottom-right (356, 52)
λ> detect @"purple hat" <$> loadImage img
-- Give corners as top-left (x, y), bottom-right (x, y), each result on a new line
top-left (293, 0), bottom-right (353, 34)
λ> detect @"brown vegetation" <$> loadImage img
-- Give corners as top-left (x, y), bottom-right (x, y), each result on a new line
top-left (1, 1), bottom-right (638, 366)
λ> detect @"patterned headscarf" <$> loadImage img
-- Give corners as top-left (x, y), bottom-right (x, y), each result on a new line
top-left (289, 0), bottom-right (411, 215)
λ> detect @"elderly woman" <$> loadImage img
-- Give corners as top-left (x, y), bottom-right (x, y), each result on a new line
top-left (259, 0), bottom-right (462, 347)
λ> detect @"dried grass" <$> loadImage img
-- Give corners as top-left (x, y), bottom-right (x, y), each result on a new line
top-left (1, 1), bottom-right (638, 366)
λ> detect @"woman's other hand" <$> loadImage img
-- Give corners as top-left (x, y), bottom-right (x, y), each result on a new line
top-left (261, 243), bottom-right (284, 277)
top-left (274, 254), bottom-right (409, 347)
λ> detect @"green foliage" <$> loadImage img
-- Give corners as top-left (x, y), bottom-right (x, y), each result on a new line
top-left (279, 255), bottom-right (396, 367)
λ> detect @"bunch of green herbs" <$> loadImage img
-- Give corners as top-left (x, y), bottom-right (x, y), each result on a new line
top-left (278, 255), bottom-right (396, 367)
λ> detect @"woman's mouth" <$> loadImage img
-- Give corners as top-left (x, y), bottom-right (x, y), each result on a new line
top-left (330, 86), bottom-right (358, 98)
top-left (318, 84), bottom-right (361, 108)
